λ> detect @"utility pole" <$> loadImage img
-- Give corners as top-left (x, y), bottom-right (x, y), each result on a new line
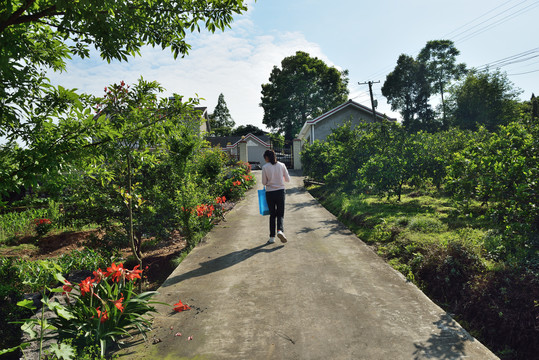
top-left (358, 81), bottom-right (380, 121)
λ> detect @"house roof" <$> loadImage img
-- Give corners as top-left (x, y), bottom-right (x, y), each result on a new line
top-left (206, 133), bottom-right (270, 149)
top-left (297, 99), bottom-right (397, 139)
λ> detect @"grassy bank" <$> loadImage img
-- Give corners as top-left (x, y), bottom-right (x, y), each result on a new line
top-left (307, 184), bottom-right (538, 360)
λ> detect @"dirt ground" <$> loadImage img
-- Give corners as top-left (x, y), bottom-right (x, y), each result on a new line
top-left (0, 202), bottom-right (237, 291)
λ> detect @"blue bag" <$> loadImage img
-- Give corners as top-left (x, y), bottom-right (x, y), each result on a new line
top-left (258, 188), bottom-right (270, 216)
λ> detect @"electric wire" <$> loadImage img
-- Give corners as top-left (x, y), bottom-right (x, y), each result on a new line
top-left (476, 47), bottom-right (539, 70)
top-left (453, 1), bottom-right (539, 43)
top-left (508, 68), bottom-right (539, 75)
top-left (450, 0), bottom-right (530, 42)
top-left (443, 0), bottom-right (520, 38)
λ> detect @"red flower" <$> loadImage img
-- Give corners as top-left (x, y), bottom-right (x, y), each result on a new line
top-left (106, 262), bottom-right (125, 282)
top-left (125, 265), bottom-right (142, 281)
top-left (221, 196), bottom-right (226, 203)
top-left (79, 277), bottom-right (93, 296)
top-left (111, 296), bottom-right (124, 312)
top-left (96, 307), bottom-right (109, 323)
top-left (62, 280), bottom-right (73, 294)
top-left (92, 268), bottom-right (106, 284)
top-left (173, 299), bottom-right (191, 312)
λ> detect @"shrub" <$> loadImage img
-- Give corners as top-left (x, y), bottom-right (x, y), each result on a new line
top-left (407, 216), bottom-right (446, 233)
top-left (34, 218), bottom-right (53, 237)
top-left (197, 147), bottom-right (226, 182)
top-left (415, 240), bottom-right (485, 304)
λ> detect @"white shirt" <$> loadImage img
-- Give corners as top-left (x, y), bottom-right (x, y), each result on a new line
top-left (262, 161), bottom-right (290, 192)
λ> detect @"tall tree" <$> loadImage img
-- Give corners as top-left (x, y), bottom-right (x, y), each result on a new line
top-left (231, 124), bottom-right (266, 137)
top-left (260, 51), bottom-right (349, 140)
top-left (417, 40), bottom-right (467, 125)
top-left (447, 69), bottom-right (521, 131)
top-left (209, 93), bottom-right (235, 136)
top-left (0, 0), bottom-right (249, 193)
top-left (382, 54), bottom-right (437, 132)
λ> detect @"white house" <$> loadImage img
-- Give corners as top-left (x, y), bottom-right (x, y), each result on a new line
top-left (292, 99), bottom-right (397, 169)
top-left (297, 99), bottom-right (397, 144)
top-left (206, 133), bottom-right (271, 165)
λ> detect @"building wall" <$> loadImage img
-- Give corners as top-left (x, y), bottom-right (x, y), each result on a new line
top-left (314, 107), bottom-right (375, 142)
top-left (246, 139), bottom-right (269, 164)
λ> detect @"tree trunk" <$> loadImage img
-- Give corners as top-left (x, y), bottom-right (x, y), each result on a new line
top-left (440, 81), bottom-right (446, 126)
top-left (127, 153), bottom-right (143, 273)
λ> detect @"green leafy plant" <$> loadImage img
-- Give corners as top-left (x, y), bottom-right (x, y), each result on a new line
top-left (50, 263), bottom-right (158, 357)
top-left (34, 218), bottom-right (53, 237)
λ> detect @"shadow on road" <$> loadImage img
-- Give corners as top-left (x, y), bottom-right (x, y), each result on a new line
top-left (413, 313), bottom-right (473, 360)
top-left (162, 243), bottom-right (284, 287)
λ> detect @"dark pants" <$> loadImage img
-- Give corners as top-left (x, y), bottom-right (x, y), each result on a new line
top-left (266, 189), bottom-right (285, 237)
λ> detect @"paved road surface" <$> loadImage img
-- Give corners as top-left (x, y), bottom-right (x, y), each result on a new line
top-left (118, 170), bottom-right (497, 360)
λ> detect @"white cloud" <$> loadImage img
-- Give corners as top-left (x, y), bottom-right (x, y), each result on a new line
top-left (48, 18), bottom-right (331, 131)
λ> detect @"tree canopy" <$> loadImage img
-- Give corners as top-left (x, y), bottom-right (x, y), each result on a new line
top-left (209, 93), bottom-right (235, 136)
top-left (417, 40), bottom-right (467, 124)
top-left (447, 69), bottom-right (521, 131)
top-left (231, 124), bottom-right (266, 137)
top-left (0, 0), bottom-right (249, 194)
top-left (260, 51), bottom-right (349, 140)
top-left (383, 40), bottom-right (466, 132)
top-left (382, 54), bottom-right (436, 132)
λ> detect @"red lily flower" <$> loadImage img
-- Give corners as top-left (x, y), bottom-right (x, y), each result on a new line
top-left (111, 296), bottom-right (124, 312)
top-left (96, 307), bottom-right (109, 323)
top-left (173, 299), bottom-right (191, 312)
top-left (107, 262), bottom-right (125, 282)
top-left (79, 277), bottom-right (93, 296)
top-left (125, 265), bottom-right (142, 281)
top-left (62, 280), bottom-right (73, 294)
top-left (92, 268), bottom-right (106, 284)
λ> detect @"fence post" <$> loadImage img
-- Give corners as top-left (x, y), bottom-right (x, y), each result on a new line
top-left (239, 139), bottom-right (248, 163)
top-left (293, 138), bottom-right (302, 170)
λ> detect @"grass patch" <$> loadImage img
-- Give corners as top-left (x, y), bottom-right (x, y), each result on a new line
top-left (307, 184), bottom-right (538, 359)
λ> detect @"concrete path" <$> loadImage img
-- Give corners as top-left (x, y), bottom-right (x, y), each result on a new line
top-left (119, 171), bottom-right (498, 360)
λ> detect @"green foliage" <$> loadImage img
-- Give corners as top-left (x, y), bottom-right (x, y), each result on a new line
top-left (50, 263), bottom-right (156, 357)
top-left (407, 216), bottom-right (446, 233)
top-left (56, 248), bottom-right (111, 275)
top-left (0, 207), bottom-right (49, 241)
top-left (301, 140), bottom-right (331, 182)
top-left (382, 54), bottom-right (436, 132)
top-left (446, 120), bottom-right (539, 260)
top-left (209, 93), bottom-right (235, 136)
top-left (417, 40), bottom-right (467, 123)
top-left (230, 124), bottom-right (266, 136)
top-left (261, 51), bottom-right (349, 139)
top-left (1, 0), bottom-right (249, 197)
top-left (197, 147), bottom-right (227, 182)
top-left (447, 69), bottom-right (521, 131)
top-left (269, 133), bottom-right (285, 149)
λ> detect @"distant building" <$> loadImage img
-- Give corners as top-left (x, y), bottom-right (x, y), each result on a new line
top-left (297, 99), bottom-right (397, 144)
top-left (206, 133), bottom-right (271, 165)
top-left (194, 106), bottom-right (211, 135)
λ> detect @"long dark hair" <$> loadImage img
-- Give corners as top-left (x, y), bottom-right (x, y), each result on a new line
top-left (264, 149), bottom-right (277, 165)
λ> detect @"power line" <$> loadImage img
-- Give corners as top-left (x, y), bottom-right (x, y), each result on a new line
top-left (453, 1), bottom-right (539, 43)
top-left (476, 47), bottom-right (539, 70)
top-left (508, 68), bottom-right (539, 75)
top-left (450, 0), bottom-right (530, 42)
top-left (443, 0), bottom-right (520, 38)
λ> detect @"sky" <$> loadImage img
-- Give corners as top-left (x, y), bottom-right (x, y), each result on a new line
top-left (49, 0), bottom-right (539, 131)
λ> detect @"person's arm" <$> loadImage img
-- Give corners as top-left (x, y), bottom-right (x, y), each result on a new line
top-left (282, 163), bottom-right (290, 183)
top-left (262, 166), bottom-right (268, 186)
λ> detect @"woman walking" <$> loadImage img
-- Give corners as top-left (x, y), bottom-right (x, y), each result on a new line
top-left (262, 149), bottom-right (290, 244)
